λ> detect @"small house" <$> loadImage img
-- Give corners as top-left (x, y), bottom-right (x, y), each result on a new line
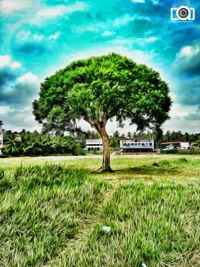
top-left (161, 141), bottom-right (190, 151)
top-left (85, 139), bottom-right (103, 152)
top-left (120, 139), bottom-right (154, 152)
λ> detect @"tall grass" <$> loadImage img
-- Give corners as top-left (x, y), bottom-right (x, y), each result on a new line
top-left (0, 164), bottom-right (107, 266)
top-left (0, 158), bottom-right (200, 266)
top-left (65, 182), bottom-right (200, 267)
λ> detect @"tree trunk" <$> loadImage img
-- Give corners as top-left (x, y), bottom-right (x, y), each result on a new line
top-left (98, 127), bottom-right (112, 172)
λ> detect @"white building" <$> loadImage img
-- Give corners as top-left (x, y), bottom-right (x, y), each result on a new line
top-left (85, 139), bottom-right (103, 152)
top-left (120, 139), bottom-right (154, 152)
top-left (161, 141), bottom-right (190, 150)
top-left (0, 121), bottom-right (3, 155)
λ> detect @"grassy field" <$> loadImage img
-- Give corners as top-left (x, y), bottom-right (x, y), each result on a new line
top-left (0, 155), bottom-right (200, 266)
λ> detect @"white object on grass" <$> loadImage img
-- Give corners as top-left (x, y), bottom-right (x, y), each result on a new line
top-left (102, 226), bottom-right (111, 232)
top-left (141, 263), bottom-right (147, 267)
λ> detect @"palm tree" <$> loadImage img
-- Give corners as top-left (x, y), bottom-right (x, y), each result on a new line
top-left (51, 136), bottom-right (69, 153)
top-left (3, 138), bottom-right (20, 156)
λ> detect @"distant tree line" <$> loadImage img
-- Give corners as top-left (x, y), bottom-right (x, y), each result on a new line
top-left (161, 130), bottom-right (200, 143)
top-left (2, 130), bottom-right (85, 156)
top-left (2, 129), bottom-right (200, 156)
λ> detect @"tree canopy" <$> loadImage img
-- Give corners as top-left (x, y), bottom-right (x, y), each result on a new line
top-left (33, 53), bottom-right (172, 171)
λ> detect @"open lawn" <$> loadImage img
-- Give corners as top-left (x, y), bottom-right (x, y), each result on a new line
top-left (0, 155), bottom-right (200, 266)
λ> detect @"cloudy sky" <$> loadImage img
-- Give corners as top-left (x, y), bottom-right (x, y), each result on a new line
top-left (0, 0), bottom-right (200, 134)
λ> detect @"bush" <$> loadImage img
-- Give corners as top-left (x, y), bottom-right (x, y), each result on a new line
top-left (160, 149), bottom-right (177, 154)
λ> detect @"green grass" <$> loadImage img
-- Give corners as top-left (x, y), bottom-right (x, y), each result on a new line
top-left (0, 156), bottom-right (200, 266)
top-left (0, 164), bottom-right (108, 266)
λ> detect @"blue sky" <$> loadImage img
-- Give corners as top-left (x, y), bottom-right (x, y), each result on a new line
top-left (0, 0), bottom-right (200, 133)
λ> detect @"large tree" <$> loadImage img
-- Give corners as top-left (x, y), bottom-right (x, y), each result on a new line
top-left (33, 53), bottom-right (172, 171)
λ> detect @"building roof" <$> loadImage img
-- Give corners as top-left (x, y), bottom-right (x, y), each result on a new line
top-left (121, 139), bottom-right (154, 142)
top-left (161, 141), bottom-right (188, 145)
top-left (86, 139), bottom-right (103, 144)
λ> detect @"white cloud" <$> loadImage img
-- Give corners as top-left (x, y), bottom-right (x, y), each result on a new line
top-left (178, 45), bottom-right (199, 60)
top-left (0, 55), bottom-right (21, 69)
top-left (0, 71), bottom-right (39, 103)
top-left (17, 30), bottom-right (31, 41)
top-left (163, 114), bottom-right (200, 134)
top-left (0, 106), bottom-right (15, 116)
top-left (48, 32), bottom-right (61, 40)
top-left (113, 14), bottom-right (150, 27)
top-left (0, 55), bottom-right (40, 131)
top-left (17, 72), bottom-right (38, 84)
top-left (169, 103), bottom-right (196, 118)
top-left (131, 0), bottom-right (145, 3)
top-left (145, 37), bottom-right (158, 43)
top-left (113, 14), bottom-right (134, 26)
top-left (36, 2), bottom-right (86, 19)
top-left (0, 55), bottom-right (39, 104)
top-left (110, 36), bottom-right (158, 47)
top-left (173, 42), bottom-right (200, 73)
top-left (150, 0), bottom-right (160, 5)
top-left (1, 107), bottom-right (41, 132)
top-left (37, 6), bottom-right (64, 18)
top-left (163, 94), bottom-right (200, 134)
top-left (0, 0), bottom-right (33, 14)
top-left (15, 30), bottom-right (61, 43)
top-left (11, 62), bottom-right (21, 69)
top-left (102, 30), bottom-right (115, 37)
top-left (74, 24), bottom-right (99, 34)
top-left (129, 50), bottom-right (155, 65)
top-left (32, 34), bottom-right (44, 42)
top-left (111, 38), bottom-right (132, 46)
